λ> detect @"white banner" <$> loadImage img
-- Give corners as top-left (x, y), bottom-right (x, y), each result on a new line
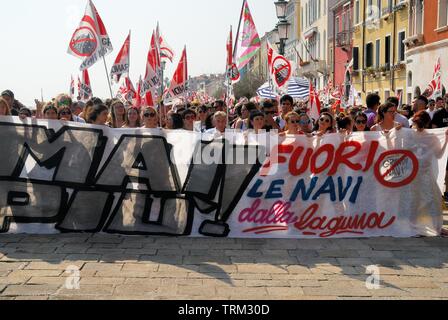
top-left (0, 116), bottom-right (446, 238)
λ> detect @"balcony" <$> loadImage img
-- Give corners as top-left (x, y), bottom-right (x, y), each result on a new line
top-left (336, 31), bottom-right (352, 49)
top-left (298, 60), bottom-right (329, 78)
top-left (403, 34), bottom-right (424, 49)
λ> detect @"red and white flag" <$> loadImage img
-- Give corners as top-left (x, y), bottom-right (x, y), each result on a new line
top-left (70, 76), bottom-right (75, 99)
top-left (78, 69), bottom-right (93, 102)
top-left (157, 24), bottom-right (175, 63)
top-left (142, 31), bottom-right (161, 100)
top-left (308, 82), bottom-right (321, 121)
top-left (165, 46), bottom-right (188, 101)
top-left (330, 85), bottom-right (342, 100)
top-left (226, 26), bottom-right (240, 82)
top-left (116, 76), bottom-right (136, 104)
top-left (68, 0), bottom-right (113, 71)
top-left (111, 32), bottom-right (130, 83)
top-left (134, 76), bottom-right (143, 108)
top-left (143, 90), bottom-right (155, 108)
top-left (267, 41), bottom-right (292, 90)
top-left (426, 57), bottom-right (442, 99)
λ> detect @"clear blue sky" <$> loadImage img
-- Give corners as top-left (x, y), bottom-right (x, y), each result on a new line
top-left (0, 0), bottom-right (278, 106)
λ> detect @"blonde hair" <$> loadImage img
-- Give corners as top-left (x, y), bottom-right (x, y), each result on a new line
top-left (0, 97), bottom-right (11, 115)
top-left (213, 111), bottom-right (227, 121)
top-left (284, 111), bottom-right (300, 123)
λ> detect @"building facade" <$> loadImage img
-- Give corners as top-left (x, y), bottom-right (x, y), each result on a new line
top-left (332, 0), bottom-right (354, 98)
top-left (298, 0), bottom-right (331, 89)
top-left (351, 0), bottom-right (409, 103)
top-left (406, 0), bottom-right (448, 102)
top-left (284, 0), bottom-right (302, 76)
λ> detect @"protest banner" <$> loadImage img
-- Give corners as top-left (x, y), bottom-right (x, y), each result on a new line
top-left (0, 116), bottom-right (446, 238)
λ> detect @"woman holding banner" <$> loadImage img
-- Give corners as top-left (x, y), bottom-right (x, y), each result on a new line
top-left (313, 112), bottom-right (335, 136)
top-left (123, 107), bottom-right (141, 129)
top-left (371, 103), bottom-right (402, 133)
top-left (109, 100), bottom-right (126, 128)
top-left (142, 107), bottom-right (160, 129)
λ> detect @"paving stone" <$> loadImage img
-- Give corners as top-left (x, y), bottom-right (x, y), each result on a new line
top-left (2, 285), bottom-right (60, 296)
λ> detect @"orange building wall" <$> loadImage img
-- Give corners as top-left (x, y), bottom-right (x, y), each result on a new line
top-left (424, 0), bottom-right (448, 43)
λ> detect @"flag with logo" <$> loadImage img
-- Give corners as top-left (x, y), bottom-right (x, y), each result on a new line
top-left (267, 41), bottom-right (292, 91)
top-left (111, 32), bottom-right (130, 83)
top-left (68, 0), bottom-right (113, 70)
top-left (142, 31), bottom-right (161, 100)
top-left (165, 46), bottom-right (188, 101)
top-left (116, 76), bottom-right (136, 104)
top-left (234, 0), bottom-right (261, 74)
top-left (308, 82), bottom-right (321, 121)
top-left (78, 69), bottom-right (93, 102)
top-left (157, 24), bottom-right (175, 63)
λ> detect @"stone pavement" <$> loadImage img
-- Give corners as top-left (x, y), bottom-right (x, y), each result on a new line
top-left (0, 232), bottom-right (447, 300)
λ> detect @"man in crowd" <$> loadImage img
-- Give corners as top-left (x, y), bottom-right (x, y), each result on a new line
top-left (386, 96), bottom-right (410, 128)
top-left (261, 100), bottom-right (280, 131)
top-left (275, 95), bottom-right (294, 130)
top-left (409, 95), bottom-right (429, 127)
top-left (206, 112), bottom-right (227, 136)
top-left (213, 100), bottom-right (225, 113)
top-left (431, 97), bottom-right (448, 202)
top-left (364, 93), bottom-right (381, 129)
top-left (436, 97), bottom-right (445, 110)
top-left (1, 90), bottom-right (25, 116)
top-left (427, 99), bottom-right (437, 119)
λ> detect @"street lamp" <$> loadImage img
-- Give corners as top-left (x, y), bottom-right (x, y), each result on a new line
top-left (274, 0), bottom-right (290, 56)
top-left (274, 0), bottom-right (288, 19)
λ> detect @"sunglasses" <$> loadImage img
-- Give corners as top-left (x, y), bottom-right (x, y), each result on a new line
top-left (356, 119), bottom-right (367, 125)
top-left (59, 110), bottom-right (71, 116)
top-left (185, 115), bottom-right (196, 120)
top-left (319, 118), bottom-right (331, 123)
top-left (144, 112), bottom-right (156, 118)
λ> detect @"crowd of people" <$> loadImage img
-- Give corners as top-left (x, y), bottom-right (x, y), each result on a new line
top-left (2, 89), bottom-right (448, 136)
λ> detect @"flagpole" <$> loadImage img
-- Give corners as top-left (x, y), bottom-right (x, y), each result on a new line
top-left (102, 56), bottom-right (114, 99)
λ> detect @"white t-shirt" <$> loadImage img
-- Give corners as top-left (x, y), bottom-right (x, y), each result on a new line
top-left (395, 113), bottom-right (410, 128)
top-left (427, 109), bottom-right (436, 120)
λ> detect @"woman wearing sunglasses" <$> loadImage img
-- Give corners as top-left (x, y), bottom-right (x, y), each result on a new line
top-left (142, 107), bottom-right (160, 129)
top-left (123, 107), bottom-right (141, 128)
top-left (284, 112), bottom-right (312, 136)
top-left (313, 112), bottom-right (335, 136)
top-left (370, 103), bottom-right (402, 133)
top-left (196, 105), bottom-right (208, 132)
top-left (58, 106), bottom-right (74, 122)
top-left (353, 112), bottom-right (370, 132)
